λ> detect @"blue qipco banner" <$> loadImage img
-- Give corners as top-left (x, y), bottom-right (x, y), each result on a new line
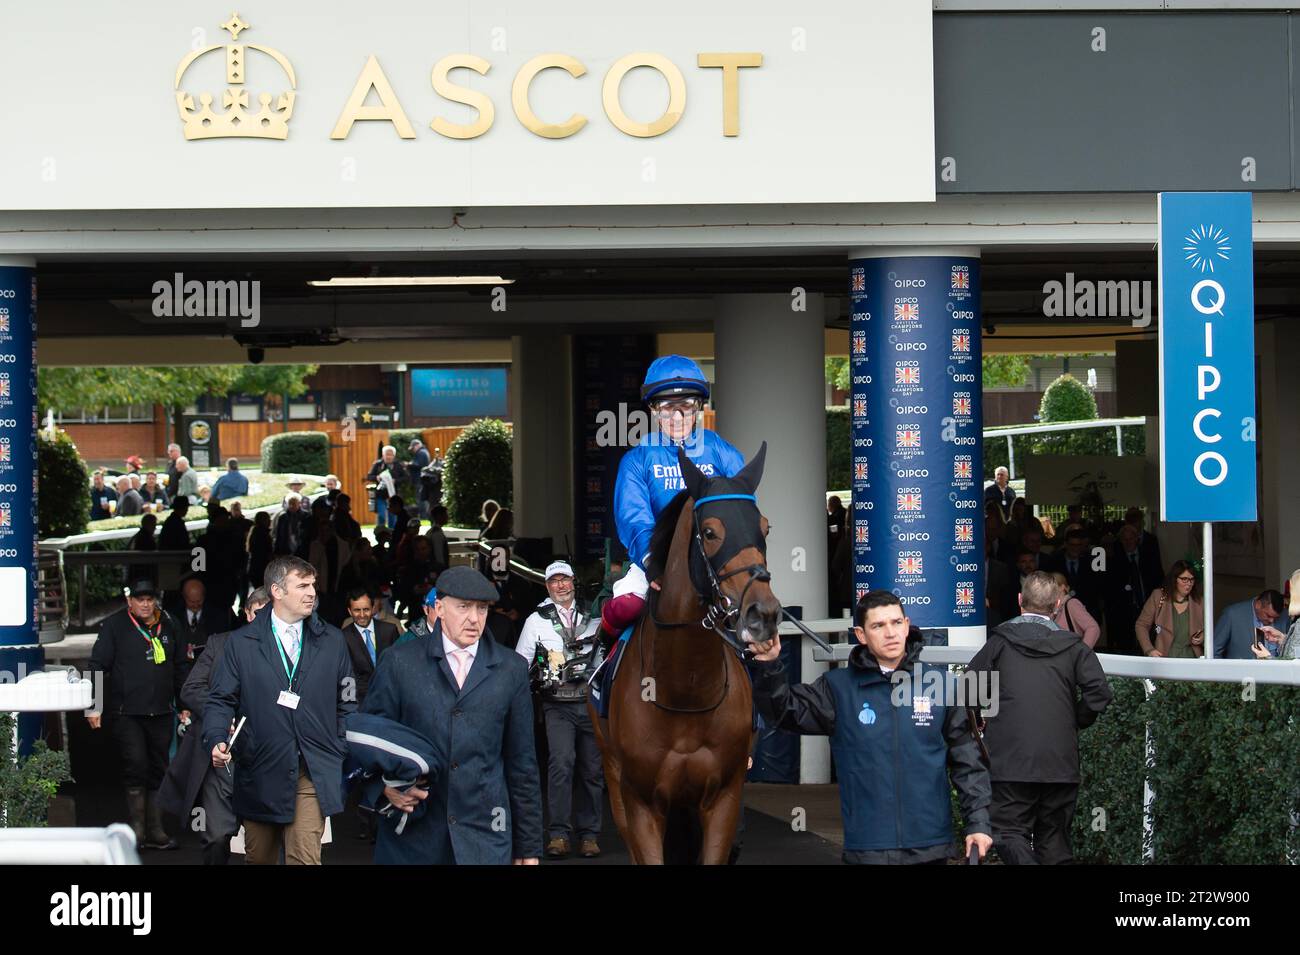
top-left (1157, 193), bottom-right (1257, 523)
top-left (848, 257), bottom-right (984, 630)
top-left (0, 265), bottom-right (37, 648)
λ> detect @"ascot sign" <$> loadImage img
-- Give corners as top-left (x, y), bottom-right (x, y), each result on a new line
top-left (177, 14), bottom-right (763, 142)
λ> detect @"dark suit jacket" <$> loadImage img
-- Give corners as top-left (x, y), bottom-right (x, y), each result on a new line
top-left (1214, 598), bottom-right (1261, 660)
top-left (159, 629), bottom-right (234, 821)
top-left (360, 634), bottom-right (543, 864)
top-left (342, 619), bottom-right (399, 704)
top-left (203, 607), bottom-right (356, 823)
top-left (1047, 551), bottom-right (1104, 619)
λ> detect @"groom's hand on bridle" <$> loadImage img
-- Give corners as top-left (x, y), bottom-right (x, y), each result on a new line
top-left (749, 635), bottom-right (781, 662)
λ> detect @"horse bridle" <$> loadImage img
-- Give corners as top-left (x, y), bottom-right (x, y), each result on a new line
top-left (684, 492), bottom-right (771, 655)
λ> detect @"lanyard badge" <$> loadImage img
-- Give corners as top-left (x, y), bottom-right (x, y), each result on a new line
top-left (129, 613), bottom-right (166, 665)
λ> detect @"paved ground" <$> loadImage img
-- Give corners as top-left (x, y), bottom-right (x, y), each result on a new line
top-left (124, 786), bottom-right (844, 865)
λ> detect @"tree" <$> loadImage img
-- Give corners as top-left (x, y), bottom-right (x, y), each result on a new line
top-left (825, 357), bottom-right (850, 393)
top-left (982, 354), bottom-right (1030, 390)
top-left (38, 364), bottom-right (318, 414)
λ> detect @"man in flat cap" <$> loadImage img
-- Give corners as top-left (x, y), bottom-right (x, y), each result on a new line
top-left (361, 565), bottom-right (543, 864)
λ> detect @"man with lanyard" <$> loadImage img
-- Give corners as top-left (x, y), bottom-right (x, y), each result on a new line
top-left (591, 355), bottom-right (744, 710)
top-left (88, 579), bottom-right (189, 850)
top-left (205, 556), bottom-right (356, 865)
top-left (515, 561), bottom-right (604, 859)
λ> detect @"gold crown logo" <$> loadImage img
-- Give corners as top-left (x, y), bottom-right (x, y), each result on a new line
top-left (175, 13), bottom-right (296, 140)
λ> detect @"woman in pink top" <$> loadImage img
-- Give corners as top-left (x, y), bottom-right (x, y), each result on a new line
top-left (1050, 571), bottom-right (1100, 648)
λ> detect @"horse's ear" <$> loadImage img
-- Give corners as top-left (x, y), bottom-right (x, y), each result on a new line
top-left (677, 446), bottom-right (708, 499)
top-left (733, 441), bottom-right (768, 493)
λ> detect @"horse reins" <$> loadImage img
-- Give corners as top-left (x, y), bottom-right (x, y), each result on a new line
top-left (641, 492), bottom-right (769, 714)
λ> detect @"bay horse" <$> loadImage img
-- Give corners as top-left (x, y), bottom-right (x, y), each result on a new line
top-left (590, 443), bottom-right (781, 864)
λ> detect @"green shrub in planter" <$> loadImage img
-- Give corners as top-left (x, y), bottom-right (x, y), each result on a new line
top-left (39, 430), bottom-right (90, 538)
top-left (444, 419), bottom-right (512, 526)
top-left (0, 713), bottom-right (71, 827)
top-left (260, 431), bottom-right (329, 475)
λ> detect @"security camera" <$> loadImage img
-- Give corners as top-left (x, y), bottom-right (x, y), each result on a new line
top-left (248, 347), bottom-right (265, 365)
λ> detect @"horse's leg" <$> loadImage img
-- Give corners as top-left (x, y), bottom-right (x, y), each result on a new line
top-left (621, 788), bottom-right (668, 865)
top-left (697, 779), bottom-right (745, 865)
top-left (588, 703), bottom-right (629, 838)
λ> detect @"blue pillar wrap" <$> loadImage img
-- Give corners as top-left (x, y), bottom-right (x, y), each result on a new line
top-left (848, 256), bottom-right (985, 631)
top-left (0, 265), bottom-right (42, 755)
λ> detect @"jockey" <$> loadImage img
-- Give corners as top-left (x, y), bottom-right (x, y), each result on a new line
top-left (598, 355), bottom-right (745, 648)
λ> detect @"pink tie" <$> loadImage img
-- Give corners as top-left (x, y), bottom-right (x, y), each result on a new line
top-left (451, 649), bottom-right (470, 689)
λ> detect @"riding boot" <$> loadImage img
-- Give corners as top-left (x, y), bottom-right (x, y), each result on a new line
top-left (144, 790), bottom-right (179, 850)
top-left (124, 786), bottom-right (147, 847)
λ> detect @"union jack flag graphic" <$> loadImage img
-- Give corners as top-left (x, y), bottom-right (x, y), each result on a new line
top-left (898, 556), bottom-right (923, 575)
top-left (955, 522), bottom-right (974, 543)
top-left (951, 268), bottom-right (970, 290)
top-left (0, 439), bottom-right (9, 463)
top-left (854, 461), bottom-right (868, 481)
top-left (895, 365), bottom-right (920, 385)
top-left (852, 331), bottom-right (866, 355)
top-left (853, 398), bottom-right (868, 418)
top-left (850, 270), bottom-right (866, 293)
top-left (896, 427), bottom-right (921, 448)
top-left (953, 396), bottom-right (971, 416)
top-left (956, 586), bottom-right (975, 606)
top-left (855, 525), bottom-right (868, 544)
top-left (0, 377), bottom-right (9, 398)
top-left (894, 302), bottom-right (919, 322)
top-left (586, 479), bottom-right (601, 494)
top-left (952, 332), bottom-right (971, 353)
top-left (897, 492), bottom-right (922, 511)
top-left (0, 315), bottom-right (9, 332)
top-left (954, 460), bottom-right (972, 479)
top-left (0, 505), bottom-right (10, 528)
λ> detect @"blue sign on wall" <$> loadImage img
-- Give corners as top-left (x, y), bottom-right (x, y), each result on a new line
top-left (1157, 193), bottom-right (1257, 523)
top-left (849, 256), bottom-right (984, 630)
top-left (410, 367), bottom-right (508, 418)
top-left (0, 266), bottom-right (37, 649)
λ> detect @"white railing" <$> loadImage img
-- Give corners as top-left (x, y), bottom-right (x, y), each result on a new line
top-left (982, 416), bottom-right (1145, 481)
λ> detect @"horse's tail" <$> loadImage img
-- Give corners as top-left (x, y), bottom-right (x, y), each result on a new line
top-left (662, 804), bottom-right (703, 865)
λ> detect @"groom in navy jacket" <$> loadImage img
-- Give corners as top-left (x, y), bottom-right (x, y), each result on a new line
top-left (361, 566), bottom-right (542, 865)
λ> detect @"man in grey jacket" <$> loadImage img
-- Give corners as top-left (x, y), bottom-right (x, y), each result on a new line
top-left (1214, 590), bottom-right (1284, 659)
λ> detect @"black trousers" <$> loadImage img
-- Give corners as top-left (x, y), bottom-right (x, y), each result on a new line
top-left (112, 713), bottom-right (174, 789)
top-left (543, 700), bottom-right (604, 841)
top-left (992, 781), bottom-right (1079, 865)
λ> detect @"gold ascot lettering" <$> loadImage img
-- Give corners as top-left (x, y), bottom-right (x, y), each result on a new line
top-left (697, 52), bottom-right (762, 136)
top-left (331, 56), bottom-right (417, 139)
top-left (322, 50), bottom-right (761, 141)
top-left (602, 53), bottom-right (686, 138)
top-left (512, 54), bottom-right (588, 139)
top-left (431, 55), bottom-right (494, 140)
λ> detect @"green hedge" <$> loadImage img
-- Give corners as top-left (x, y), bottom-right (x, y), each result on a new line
top-left (260, 431), bottom-right (329, 475)
top-left (1073, 678), bottom-right (1300, 864)
top-left (39, 430), bottom-right (90, 538)
top-left (983, 425), bottom-right (1146, 481)
top-left (826, 407), bottom-right (850, 492)
top-left (444, 419), bottom-right (512, 526)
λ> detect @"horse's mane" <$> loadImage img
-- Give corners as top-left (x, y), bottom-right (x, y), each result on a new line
top-left (643, 488), bottom-right (691, 582)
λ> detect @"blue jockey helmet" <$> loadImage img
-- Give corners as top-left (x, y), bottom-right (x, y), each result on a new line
top-left (641, 355), bottom-right (710, 402)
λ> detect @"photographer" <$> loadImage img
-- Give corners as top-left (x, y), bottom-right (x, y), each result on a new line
top-left (514, 561), bottom-right (604, 859)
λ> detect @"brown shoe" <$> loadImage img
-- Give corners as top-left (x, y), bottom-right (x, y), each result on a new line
top-left (545, 837), bottom-right (571, 859)
top-left (579, 838), bottom-right (601, 858)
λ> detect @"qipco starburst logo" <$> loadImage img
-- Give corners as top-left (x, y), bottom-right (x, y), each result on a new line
top-left (1182, 224), bottom-right (1231, 274)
